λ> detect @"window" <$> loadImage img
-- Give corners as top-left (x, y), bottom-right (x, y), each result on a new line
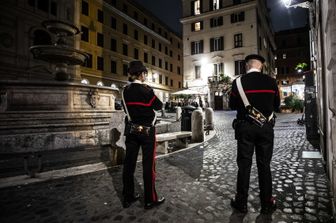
top-left (170, 64), bottom-right (173, 72)
top-left (191, 21), bottom-right (203, 32)
top-left (178, 54), bottom-right (181, 61)
top-left (159, 43), bottom-right (162, 51)
top-left (111, 16), bottom-right (116, 29)
top-left (97, 56), bottom-right (104, 71)
top-left (81, 26), bottom-right (89, 42)
top-left (84, 53), bottom-right (92, 68)
top-left (159, 59), bottom-right (162, 68)
top-left (177, 66), bottom-right (181, 75)
top-left (134, 30), bottom-right (138, 40)
top-left (159, 75), bottom-right (162, 84)
top-left (123, 24), bottom-right (128, 35)
top-left (123, 4), bottom-right (128, 14)
top-left (158, 27), bottom-right (161, 35)
top-left (191, 0), bottom-right (201, 15)
top-left (170, 50), bottom-right (173, 57)
top-left (97, 33), bottom-right (104, 47)
top-left (134, 48), bottom-right (139, 59)
top-left (133, 11), bottom-right (138, 20)
top-left (234, 33), bottom-right (243, 48)
top-left (170, 79), bottom-right (173, 87)
top-left (210, 0), bottom-right (221, 10)
top-left (50, 1), bottom-right (57, 16)
top-left (144, 52), bottom-right (148, 63)
top-left (165, 76), bottom-right (168, 85)
top-left (144, 35), bottom-right (148, 45)
top-left (37, 0), bottom-right (49, 12)
top-left (210, 16), bottom-right (223, 28)
top-left (81, 0), bottom-right (89, 16)
top-left (152, 56), bottom-right (155, 65)
top-left (97, 9), bottom-right (103, 23)
top-left (231, 11), bottom-right (245, 23)
top-left (123, 44), bottom-right (128, 56)
top-left (179, 82), bottom-right (181, 88)
top-left (110, 38), bottom-right (116, 51)
top-left (123, 64), bottom-right (128, 76)
top-left (111, 60), bottom-right (117, 73)
top-left (144, 18), bottom-right (148, 26)
top-left (195, 65), bottom-right (201, 79)
top-left (210, 37), bottom-right (224, 52)
top-left (165, 61), bottom-right (168, 70)
top-left (191, 40), bottom-right (204, 55)
top-left (165, 47), bottom-right (168, 55)
top-left (213, 63), bottom-right (223, 76)
top-left (152, 39), bottom-right (155, 48)
top-left (233, 0), bottom-right (242, 4)
top-left (234, 60), bottom-right (245, 75)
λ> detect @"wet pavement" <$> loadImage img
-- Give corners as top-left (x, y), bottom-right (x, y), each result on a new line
top-left (0, 111), bottom-right (334, 223)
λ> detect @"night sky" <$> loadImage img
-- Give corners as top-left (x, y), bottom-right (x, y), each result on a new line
top-left (132, 0), bottom-right (308, 35)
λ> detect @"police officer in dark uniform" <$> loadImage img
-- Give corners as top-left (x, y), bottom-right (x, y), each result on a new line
top-left (229, 54), bottom-right (280, 214)
top-left (122, 61), bottom-right (165, 209)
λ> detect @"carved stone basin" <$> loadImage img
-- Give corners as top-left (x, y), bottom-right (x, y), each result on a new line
top-left (30, 45), bottom-right (87, 65)
top-left (42, 20), bottom-right (80, 37)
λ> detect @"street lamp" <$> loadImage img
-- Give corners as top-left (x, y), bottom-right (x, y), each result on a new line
top-left (281, 0), bottom-right (311, 8)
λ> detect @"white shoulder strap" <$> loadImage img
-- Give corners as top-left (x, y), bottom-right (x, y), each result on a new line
top-left (121, 88), bottom-right (131, 121)
top-left (236, 77), bottom-right (250, 108)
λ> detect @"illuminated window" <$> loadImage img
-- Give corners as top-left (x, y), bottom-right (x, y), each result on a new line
top-left (192, 21), bottom-right (203, 32)
top-left (283, 53), bottom-right (287, 59)
top-left (192, 0), bottom-right (201, 15)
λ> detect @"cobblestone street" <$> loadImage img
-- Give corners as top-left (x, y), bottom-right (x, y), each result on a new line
top-left (0, 111), bottom-right (333, 223)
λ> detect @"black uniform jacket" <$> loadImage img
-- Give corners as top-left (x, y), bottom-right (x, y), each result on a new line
top-left (229, 71), bottom-right (280, 120)
top-left (123, 82), bottom-right (163, 126)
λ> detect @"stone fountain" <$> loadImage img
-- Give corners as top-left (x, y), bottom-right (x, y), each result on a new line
top-left (0, 20), bottom-right (125, 177)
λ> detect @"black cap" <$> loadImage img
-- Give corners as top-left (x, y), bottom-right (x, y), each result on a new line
top-left (244, 54), bottom-right (265, 63)
top-left (128, 60), bottom-right (147, 75)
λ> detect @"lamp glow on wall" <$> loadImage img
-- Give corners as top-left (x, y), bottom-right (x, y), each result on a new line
top-left (200, 58), bottom-right (212, 79)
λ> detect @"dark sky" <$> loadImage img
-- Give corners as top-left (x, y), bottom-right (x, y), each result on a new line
top-left (132, 0), bottom-right (182, 35)
top-left (132, 0), bottom-right (308, 34)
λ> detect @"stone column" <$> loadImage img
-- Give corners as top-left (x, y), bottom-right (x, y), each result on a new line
top-left (191, 110), bottom-right (204, 142)
top-left (204, 107), bottom-right (214, 130)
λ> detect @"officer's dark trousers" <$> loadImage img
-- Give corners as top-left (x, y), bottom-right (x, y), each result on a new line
top-left (235, 121), bottom-right (274, 205)
top-left (123, 128), bottom-right (158, 204)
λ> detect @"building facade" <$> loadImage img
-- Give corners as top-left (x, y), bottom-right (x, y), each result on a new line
top-left (77, 0), bottom-right (183, 102)
top-left (313, 0), bottom-right (336, 216)
top-left (275, 26), bottom-right (310, 102)
top-left (0, 0), bottom-right (75, 80)
top-left (181, 0), bottom-right (275, 110)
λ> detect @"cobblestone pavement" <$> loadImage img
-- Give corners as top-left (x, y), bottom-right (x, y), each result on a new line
top-left (0, 111), bottom-right (334, 223)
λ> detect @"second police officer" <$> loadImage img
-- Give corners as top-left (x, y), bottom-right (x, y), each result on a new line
top-left (229, 54), bottom-right (280, 214)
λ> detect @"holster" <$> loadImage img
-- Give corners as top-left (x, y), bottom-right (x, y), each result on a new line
top-left (124, 122), bottom-right (151, 136)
